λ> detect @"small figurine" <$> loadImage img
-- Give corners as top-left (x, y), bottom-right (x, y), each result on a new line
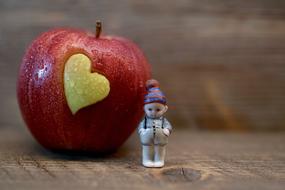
top-left (138, 79), bottom-right (172, 168)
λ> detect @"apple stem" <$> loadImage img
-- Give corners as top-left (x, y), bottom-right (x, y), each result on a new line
top-left (96, 21), bottom-right (102, 38)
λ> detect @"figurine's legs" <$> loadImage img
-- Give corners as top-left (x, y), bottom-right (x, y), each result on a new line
top-left (154, 145), bottom-right (166, 167)
top-left (142, 145), bottom-right (154, 167)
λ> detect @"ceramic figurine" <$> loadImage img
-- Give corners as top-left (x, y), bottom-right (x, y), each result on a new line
top-left (138, 79), bottom-right (172, 168)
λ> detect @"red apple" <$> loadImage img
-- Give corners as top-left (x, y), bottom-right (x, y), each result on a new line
top-left (17, 22), bottom-right (151, 153)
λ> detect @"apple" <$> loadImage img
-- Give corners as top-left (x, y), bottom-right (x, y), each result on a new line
top-left (17, 21), bottom-right (151, 153)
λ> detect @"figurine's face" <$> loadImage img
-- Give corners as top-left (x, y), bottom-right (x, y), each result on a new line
top-left (144, 103), bottom-right (168, 119)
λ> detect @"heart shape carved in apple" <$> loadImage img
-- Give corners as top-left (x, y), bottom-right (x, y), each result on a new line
top-left (64, 53), bottom-right (110, 114)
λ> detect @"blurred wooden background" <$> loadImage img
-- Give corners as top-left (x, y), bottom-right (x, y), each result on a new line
top-left (1, 0), bottom-right (285, 130)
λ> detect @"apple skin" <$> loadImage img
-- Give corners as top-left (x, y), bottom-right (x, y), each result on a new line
top-left (17, 28), bottom-right (151, 153)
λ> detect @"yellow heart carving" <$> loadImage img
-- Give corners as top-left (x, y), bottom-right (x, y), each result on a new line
top-left (64, 53), bottom-right (110, 114)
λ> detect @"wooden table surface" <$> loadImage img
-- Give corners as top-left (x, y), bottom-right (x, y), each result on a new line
top-left (0, 126), bottom-right (284, 190)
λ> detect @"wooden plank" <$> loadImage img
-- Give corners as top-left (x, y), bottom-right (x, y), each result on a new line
top-left (0, 127), bottom-right (284, 190)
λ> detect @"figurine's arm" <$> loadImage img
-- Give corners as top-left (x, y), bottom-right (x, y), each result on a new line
top-left (138, 118), bottom-right (146, 135)
top-left (163, 118), bottom-right (172, 135)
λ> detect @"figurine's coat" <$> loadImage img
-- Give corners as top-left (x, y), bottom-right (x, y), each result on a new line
top-left (138, 116), bottom-right (172, 146)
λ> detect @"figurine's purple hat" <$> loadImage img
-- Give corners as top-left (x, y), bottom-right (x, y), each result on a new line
top-left (144, 79), bottom-right (166, 105)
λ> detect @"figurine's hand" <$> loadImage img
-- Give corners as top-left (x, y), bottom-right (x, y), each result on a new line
top-left (163, 128), bottom-right (170, 137)
top-left (139, 128), bottom-right (145, 135)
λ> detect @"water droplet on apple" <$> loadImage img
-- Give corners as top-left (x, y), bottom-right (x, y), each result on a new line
top-left (39, 64), bottom-right (45, 69)
top-left (34, 73), bottom-right (39, 81)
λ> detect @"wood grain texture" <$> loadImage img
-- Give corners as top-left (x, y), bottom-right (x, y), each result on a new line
top-left (0, 127), bottom-right (284, 190)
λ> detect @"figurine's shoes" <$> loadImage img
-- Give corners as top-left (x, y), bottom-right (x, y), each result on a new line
top-left (142, 161), bottom-right (154, 168)
top-left (154, 161), bottom-right (164, 168)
